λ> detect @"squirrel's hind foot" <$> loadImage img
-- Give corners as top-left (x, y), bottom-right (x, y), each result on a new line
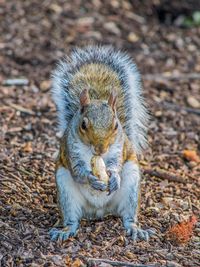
top-left (49, 225), bottom-right (78, 242)
top-left (125, 222), bottom-right (156, 242)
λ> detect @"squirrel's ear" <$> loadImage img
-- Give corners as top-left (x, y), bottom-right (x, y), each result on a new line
top-left (108, 90), bottom-right (117, 110)
top-left (80, 89), bottom-right (90, 108)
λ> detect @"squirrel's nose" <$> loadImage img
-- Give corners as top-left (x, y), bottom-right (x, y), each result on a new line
top-left (94, 145), bottom-right (107, 155)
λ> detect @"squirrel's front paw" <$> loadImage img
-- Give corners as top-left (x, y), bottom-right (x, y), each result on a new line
top-left (49, 225), bottom-right (78, 242)
top-left (88, 173), bottom-right (107, 191)
top-left (125, 222), bottom-right (155, 242)
top-left (108, 171), bottom-right (120, 194)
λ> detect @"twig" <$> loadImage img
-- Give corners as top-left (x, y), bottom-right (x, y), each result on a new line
top-left (0, 106), bottom-right (14, 112)
top-left (2, 78), bottom-right (29, 86)
top-left (1, 166), bottom-right (32, 192)
top-left (0, 221), bottom-right (17, 232)
top-left (143, 169), bottom-right (186, 184)
top-left (0, 180), bottom-right (29, 200)
top-left (102, 237), bottom-right (118, 251)
top-left (6, 102), bottom-right (35, 115)
top-left (87, 258), bottom-right (157, 267)
top-left (162, 101), bottom-right (200, 116)
top-left (1, 177), bottom-right (31, 193)
top-left (143, 73), bottom-right (200, 82)
top-left (127, 12), bottom-right (146, 24)
top-left (16, 166), bottom-right (37, 178)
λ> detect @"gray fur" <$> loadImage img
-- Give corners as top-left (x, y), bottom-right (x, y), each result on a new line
top-left (104, 122), bottom-right (124, 172)
top-left (51, 45), bottom-right (149, 154)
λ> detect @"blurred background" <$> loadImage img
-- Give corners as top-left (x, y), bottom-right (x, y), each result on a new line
top-left (0, 1), bottom-right (200, 266)
top-left (1, 0), bottom-right (200, 169)
top-left (1, 0), bottom-right (200, 80)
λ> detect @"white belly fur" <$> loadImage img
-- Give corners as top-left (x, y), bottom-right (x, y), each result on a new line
top-left (75, 141), bottom-right (118, 217)
top-left (78, 183), bottom-right (114, 208)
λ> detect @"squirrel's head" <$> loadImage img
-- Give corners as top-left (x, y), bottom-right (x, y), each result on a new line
top-left (78, 89), bottom-right (119, 155)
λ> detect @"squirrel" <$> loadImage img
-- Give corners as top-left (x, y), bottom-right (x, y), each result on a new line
top-left (49, 45), bottom-right (154, 242)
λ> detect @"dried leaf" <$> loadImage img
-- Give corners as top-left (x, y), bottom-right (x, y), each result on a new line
top-left (72, 258), bottom-right (84, 267)
top-left (23, 142), bottom-right (33, 153)
top-left (182, 150), bottom-right (200, 162)
top-left (65, 256), bottom-right (72, 266)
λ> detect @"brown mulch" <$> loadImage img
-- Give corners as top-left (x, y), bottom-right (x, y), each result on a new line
top-left (0, 1), bottom-right (200, 266)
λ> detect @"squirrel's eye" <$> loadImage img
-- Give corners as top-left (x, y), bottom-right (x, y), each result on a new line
top-left (82, 121), bottom-right (87, 130)
top-left (114, 122), bottom-right (118, 130)
top-left (81, 118), bottom-right (88, 130)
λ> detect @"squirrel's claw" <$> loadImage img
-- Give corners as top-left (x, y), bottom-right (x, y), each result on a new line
top-left (49, 226), bottom-right (77, 242)
top-left (108, 172), bottom-right (120, 194)
top-left (88, 174), bottom-right (107, 191)
top-left (125, 223), bottom-right (156, 242)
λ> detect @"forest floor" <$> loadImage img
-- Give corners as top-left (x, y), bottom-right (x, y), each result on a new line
top-left (0, 1), bottom-right (200, 266)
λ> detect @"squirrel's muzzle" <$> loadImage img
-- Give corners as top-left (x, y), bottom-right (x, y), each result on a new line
top-left (94, 144), bottom-right (108, 155)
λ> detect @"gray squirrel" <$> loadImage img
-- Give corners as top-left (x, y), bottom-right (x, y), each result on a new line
top-left (50, 45), bottom-right (154, 241)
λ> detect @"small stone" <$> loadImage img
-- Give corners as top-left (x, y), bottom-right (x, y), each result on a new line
top-left (188, 44), bottom-right (196, 52)
top-left (31, 85), bottom-right (39, 93)
top-left (99, 263), bottom-right (112, 267)
top-left (192, 236), bottom-right (200, 242)
top-left (187, 96), bottom-right (200, 108)
top-left (188, 161), bottom-right (197, 168)
top-left (24, 123), bottom-right (32, 131)
top-left (127, 32), bottom-right (139, 43)
top-left (122, 1), bottom-right (132, 10)
top-left (77, 17), bottom-right (94, 27)
top-left (166, 261), bottom-right (182, 267)
top-left (190, 83), bottom-right (199, 91)
top-left (155, 110), bottom-right (163, 117)
top-left (56, 131), bottom-right (63, 138)
top-left (49, 4), bottom-right (62, 13)
top-left (104, 22), bottom-right (121, 36)
top-left (52, 150), bottom-right (59, 161)
top-left (175, 38), bottom-right (184, 48)
top-left (84, 31), bottom-right (102, 40)
top-left (110, 0), bottom-right (120, 8)
top-left (40, 80), bottom-right (51, 91)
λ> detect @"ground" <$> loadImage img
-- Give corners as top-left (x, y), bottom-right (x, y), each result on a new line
top-left (0, 1), bottom-right (200, 266)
